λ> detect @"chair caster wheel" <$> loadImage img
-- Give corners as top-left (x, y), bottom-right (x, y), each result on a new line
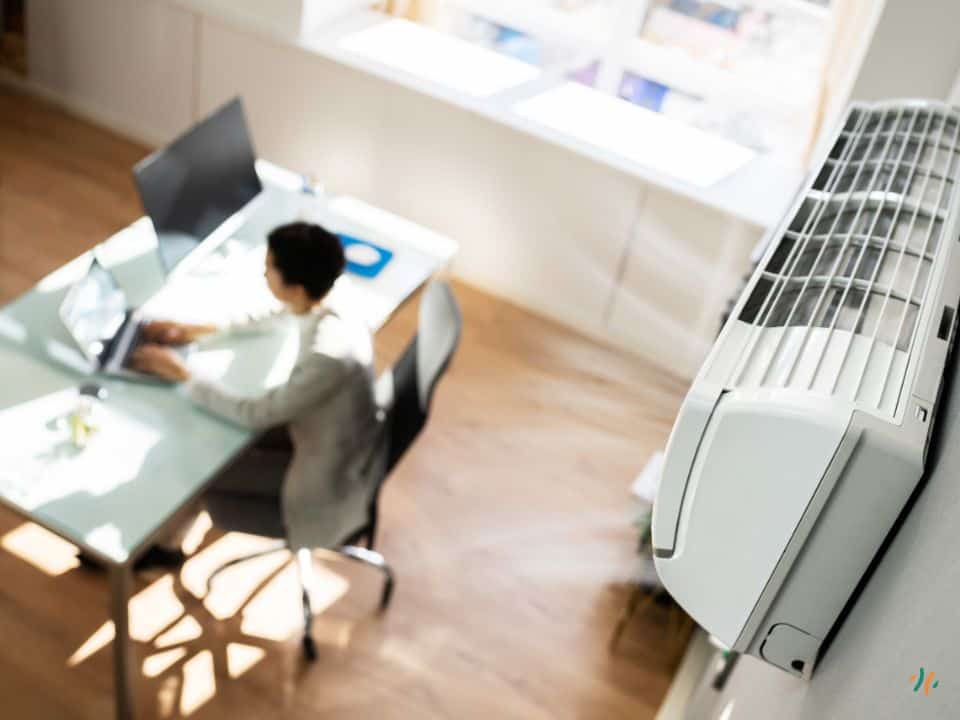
top-left (302, 635), bottom-right (318, 661)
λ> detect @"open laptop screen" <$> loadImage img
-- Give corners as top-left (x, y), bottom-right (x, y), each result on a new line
top-left (60, 259), bottom-right (127, 363)
top-left (133, 98), bottom-right (262, 274)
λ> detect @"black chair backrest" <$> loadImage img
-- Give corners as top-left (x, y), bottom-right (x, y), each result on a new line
top-left (385, 281), bottom-right (461, 470)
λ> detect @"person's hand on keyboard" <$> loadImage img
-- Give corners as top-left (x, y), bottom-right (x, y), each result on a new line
top-left (143, 320), bottom-right (218, 346)
top-left (131, 345), bottom-right (192, 382)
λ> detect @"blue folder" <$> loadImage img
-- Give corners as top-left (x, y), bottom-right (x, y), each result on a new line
top-left (339, 235), bottom-right (394, 279)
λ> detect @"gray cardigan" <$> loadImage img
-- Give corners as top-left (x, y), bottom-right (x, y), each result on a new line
top-left (185, 306), bottom-right (385, 549)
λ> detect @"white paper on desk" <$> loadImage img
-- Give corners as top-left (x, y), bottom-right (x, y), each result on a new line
top-left (632, 450), bottom-right (664, 505)
top-left (0, 390), bottom-right (160, 510)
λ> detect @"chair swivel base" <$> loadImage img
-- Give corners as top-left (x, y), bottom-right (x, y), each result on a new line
top-left (204, 542), bottom-right (396, 661)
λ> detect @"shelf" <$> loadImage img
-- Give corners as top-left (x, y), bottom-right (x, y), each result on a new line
top-left (338, 18), bottom-right (541, 97)
top-left (445, 0), bottom-right (612, 54)
top-left (624, 35), bottom-right (819, 115)
top-left (514, 82), bottom-right (755, 188)
top-left (323, 18), bottom-right (806, 226)
top-left (447, 0), bottom-right (824, 115)
top-left (629, 3), bottom-right (826, 113)
top-left (748, 0), bottom-right (831, 21)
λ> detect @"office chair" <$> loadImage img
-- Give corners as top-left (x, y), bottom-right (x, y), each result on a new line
top-left (204, 280), bottom-right (462, 660)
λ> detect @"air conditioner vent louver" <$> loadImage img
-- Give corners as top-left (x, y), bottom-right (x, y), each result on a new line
top-left (731, 105), bottom-right (960, 415)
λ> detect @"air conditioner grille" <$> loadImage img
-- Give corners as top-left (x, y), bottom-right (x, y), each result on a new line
top-left (731, 104), bottom-right (960, 415)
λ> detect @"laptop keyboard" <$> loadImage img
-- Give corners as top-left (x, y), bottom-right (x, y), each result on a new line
top-left (118, 321), bottom-right (146, 369)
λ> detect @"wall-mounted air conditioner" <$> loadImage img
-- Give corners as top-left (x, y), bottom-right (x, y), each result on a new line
top-left (652, 100), bottom-right (960, 677)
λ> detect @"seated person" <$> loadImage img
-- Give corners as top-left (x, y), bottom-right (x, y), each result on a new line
top-left (132, 221), bottom-right (385, 564)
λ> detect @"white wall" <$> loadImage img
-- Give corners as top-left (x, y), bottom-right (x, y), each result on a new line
top-left (811, 0), bottom-right (960, 192)
top-left (28, 0), bottom-right (195, 145)
top-left (851, 0), bottom-right (960, 103)
top-left (19, 0), bottom-right (764, 379)
top-left (608, 185), bottom-right (759, 370)
top-left (808, 0), bottom-right (886, 163)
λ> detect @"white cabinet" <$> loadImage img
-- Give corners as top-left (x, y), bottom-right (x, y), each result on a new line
top-left (607, 185), bottom-right (761, 376)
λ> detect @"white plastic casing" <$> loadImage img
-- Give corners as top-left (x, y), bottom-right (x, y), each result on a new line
top-left (652, 100), bottom-right (960, 676)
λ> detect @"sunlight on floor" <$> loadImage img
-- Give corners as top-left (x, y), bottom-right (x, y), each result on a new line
top-left (143, 647), bottom-right (188, 678)
top-left (157, 675), bottom-right (180, 719)
top-left (180, 511), bottom-right (213, 556)
top-left (129, 574), bottom-right (185, 642)
top-left (154, 614), bottom-right (203, 649)
top-left (227, 643), bottom-right (266, 679)
top-left (310, 618), bottom-right (354, 650)
top-left (1, 522), bottom-right (79, 576)
top-left (239, 563), bottom-right (309, 642)
top-left (68, 574), bottom-right (186, 666)
top-left (180, 649), bottom-right (216, 716)
top-left (205, 554), bottom-right (293, 622)
top-left (180, 532), bottom-right (290, 619)
top-left (67, 620), bottom-right (115, 667)
top-left (241, 561), bottom-right (350, 643)
top-left (304, 562), bottom-right (352, 618)
top-left (61, 529), bottom-right (355, 720)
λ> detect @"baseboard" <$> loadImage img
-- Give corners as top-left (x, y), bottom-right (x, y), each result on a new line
top-left (0, 69), bottom-right (166, 149)
top-left (452, 271), bottom-right (694, 381)
top-left (655, 630), bottom-right (715, 720)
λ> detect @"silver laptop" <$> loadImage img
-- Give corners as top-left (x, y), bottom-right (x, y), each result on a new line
top-left (59, 258), bottom-right (189, 380)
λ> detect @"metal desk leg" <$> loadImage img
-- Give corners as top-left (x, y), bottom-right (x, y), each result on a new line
top-left (110, 563), bottom-right (136, 720)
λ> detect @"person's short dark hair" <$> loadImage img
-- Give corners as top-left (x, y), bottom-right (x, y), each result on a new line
top-left (267, 221), bottom-right (345, 300)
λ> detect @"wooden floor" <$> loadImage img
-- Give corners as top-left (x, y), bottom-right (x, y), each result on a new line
top-left (0, 86), bottom-right (690, 719)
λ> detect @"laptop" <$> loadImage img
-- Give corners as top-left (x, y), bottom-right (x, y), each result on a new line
top-left (132, 97), bottom-right (263, 279)
top-left (59, 257), bottom-right (189, 380)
